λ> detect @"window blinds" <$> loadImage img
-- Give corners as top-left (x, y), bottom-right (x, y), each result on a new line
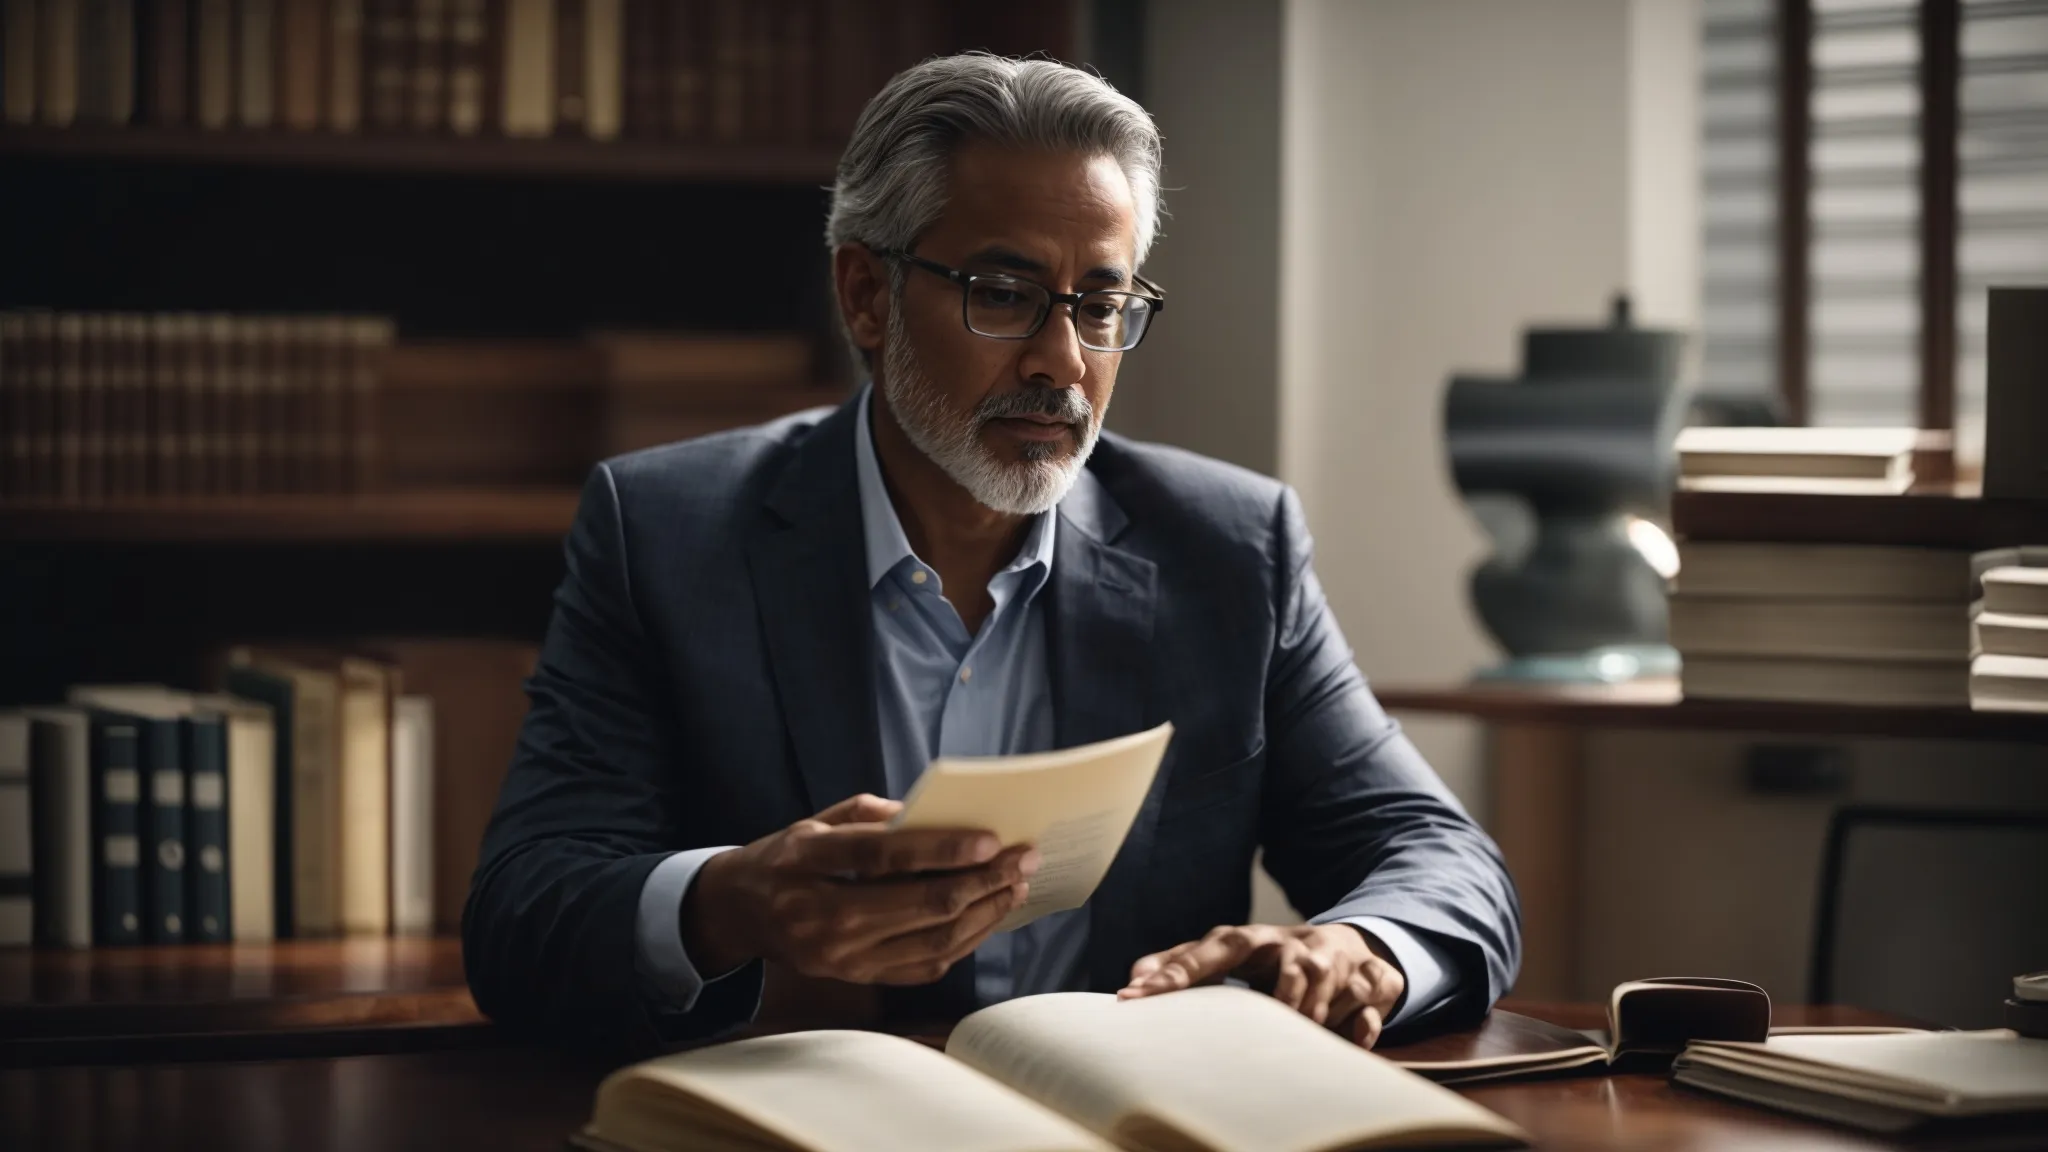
top-left (1700, 0), bottom-right (1780, 407)
top-left (1959, 0), bottom-right (2048, 466)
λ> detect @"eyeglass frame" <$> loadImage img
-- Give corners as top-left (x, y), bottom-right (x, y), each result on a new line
top-left (869, 245), bottom-right (1167, 352)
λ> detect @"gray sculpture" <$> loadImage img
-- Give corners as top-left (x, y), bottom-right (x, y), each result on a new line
top-left (1444, 296), bottom-right (1688, 681)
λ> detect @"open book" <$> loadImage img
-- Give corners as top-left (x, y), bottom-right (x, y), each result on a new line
top-left (891, 722), bottom-right (1173, 933)
top-left (1387, 977), bottom-right (1791, 1084)
top-left (571, 985), bottom-right (1529, 1152)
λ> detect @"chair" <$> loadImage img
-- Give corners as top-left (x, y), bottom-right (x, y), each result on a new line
top-left (1808, 805), bottom-right (2048, 1029)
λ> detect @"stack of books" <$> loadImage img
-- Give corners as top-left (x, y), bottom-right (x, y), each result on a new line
top-left (1971, 552), bottom-right (2048, 714)
top-left (2, 0), bottom-right (939, 146)
top-left (1675, 425), bottom-right (1922, 496)
top-left (0, 646), bottom-right (436, 948)
top-left (1671, 542), bottom-right (1979, 707)
top-left (0, 310), bottom-right (394, 503)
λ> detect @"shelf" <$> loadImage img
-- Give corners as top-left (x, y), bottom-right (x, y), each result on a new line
top-left (1375, 678), bottom-right (2048, 742)
top-left (0, 123), bottom-right (844, 184)
top-left (0, 937), bottom-right (490, 1065)
top-left (1672, 483), bottom-right (2048, 549)
top-left (0, 489), bottom-right (581, 543)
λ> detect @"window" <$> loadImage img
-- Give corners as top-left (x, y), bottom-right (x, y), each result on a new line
top-left (1696, 0), bottom-right (2048, 467)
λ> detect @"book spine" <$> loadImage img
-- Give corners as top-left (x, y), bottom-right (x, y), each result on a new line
top-left (39, 0), bottom-right (79, 127)
top-left (184, 715), bottom-right (231, 942)
top-left (192, 0), bottom-right (234, 129)
top-left (235, 0), bottom-right (275, 127)
top-left (276, 0), bottom-right (321, 129)
top-left (476, 0), bottom-right (501, 133)
top-left (194, 316), bottom-right (227, 495)
top-left (389, 696), bottom-right (433, 935)
top-left (25, 311), bottom-right (56, 500)
top-left (79, 314), bottom-right (109, 503)
top-left (444, 0), bottom-right (482, 134)
top-left (315, 316), bottom-right (348, 492)
top-left (145, 314), bottom-right (176, 495)
top-left (663, 0), bottom-right (699, 139)
top-left (107, 0), bottom-right (136, 123)
top-left (89, 713), bottom-right (143, 946)
top-left (99, 314), bottom-right (127, 499)
top-left (742, 0), bottom-right (770, 141)
top-left (76, 0), bottom-right (110, 122)
top-left (410, 0), bottom-right (446, 132)
top-left (325, 0), bottom-right (361, 130)
top-left (118, 314), bottom-right (146, 498)
top-left (139, 716), bottom-right (186, 943)
top-left (2, 0), bottom-right (35, 124)
top-left (139, 0), bottom-right (192, 125)
top-left (337, 661), bottom-right (390, 936)
top-left (0, 715), bottom-right (30, 947)
top-left (498, 0), bottom-right (549, 136)
top-left (222, 667), bottom-right (294, 938)
top-left (55, 314), bottom-right (83, 503)
top-left (707, 0), bottom-right (741, 141)
top-left (29, 716), bottom-right (93, 948)
top-left (349, 318), bottom-right (388, 491)
top-left (363, 0), bottom-right (407, 130)
top-left (199, 315), bottom-right (232, 495)
top-left (581, 0), bottom-right (617, 139)
top-left (551, 0), bottom-right (581, 135)
top-left (224, 712), bottom-right (274, 942)
top-left (0, 312), bottom-right (21, 500)
top-left (620, 0), bottom-right (656, 138)
top-left (820, 0), bottom-right (870, 143)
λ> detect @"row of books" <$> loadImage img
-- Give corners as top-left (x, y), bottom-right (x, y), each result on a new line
top-left (0, 310), bottom-right (393, 502)
top-left (1, 0), bottom-right (947, 144)
top-left (0, 649), bottom-right (436, 948)
top-left (1971, 564), bottom-right (2048, 714)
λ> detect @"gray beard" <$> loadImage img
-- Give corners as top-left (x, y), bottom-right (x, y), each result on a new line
top-left (878, 302), bottom-right (1099, 516)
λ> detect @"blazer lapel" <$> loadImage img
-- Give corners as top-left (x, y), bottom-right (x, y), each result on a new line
top-left (1049, 469), bottom-right (1164, 993)
top-left (744, 397), bottom-right (889, 814)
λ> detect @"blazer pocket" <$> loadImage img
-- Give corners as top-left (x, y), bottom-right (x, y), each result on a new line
top-left (1160, 743), bottom-right (1265, 822)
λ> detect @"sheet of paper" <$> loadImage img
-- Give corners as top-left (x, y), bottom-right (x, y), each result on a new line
top-left (891, 722), bottom-right (1173, 932)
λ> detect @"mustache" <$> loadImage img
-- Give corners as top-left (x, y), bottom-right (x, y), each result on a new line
top-left (973, 388), bottom-right (1094, 426)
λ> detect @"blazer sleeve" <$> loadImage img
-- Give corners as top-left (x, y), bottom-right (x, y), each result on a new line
top-left (1254, 485), bottom-right (1523, 1031)
top-left (463, 463), bottom-right (762, 1058)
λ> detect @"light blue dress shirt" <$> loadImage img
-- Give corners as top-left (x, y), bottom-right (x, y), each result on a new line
top-left (632, 388), bottom-right (1459, 1022)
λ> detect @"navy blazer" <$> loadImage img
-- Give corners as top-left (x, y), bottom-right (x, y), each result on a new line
top-left (463, 395), bottom-right (1521, 1057)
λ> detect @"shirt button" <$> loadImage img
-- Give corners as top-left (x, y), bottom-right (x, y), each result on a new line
top-left (960, 666), bottom-right (973, 684)
top-left (911, 570), bottom-right (928, 585)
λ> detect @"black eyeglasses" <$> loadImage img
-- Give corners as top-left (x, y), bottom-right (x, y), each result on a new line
top-left (873, 247), bottom-right (1166, 353)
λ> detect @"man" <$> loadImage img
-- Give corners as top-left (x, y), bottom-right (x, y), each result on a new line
top-left (464, 54), bottom-right (1520, 1059)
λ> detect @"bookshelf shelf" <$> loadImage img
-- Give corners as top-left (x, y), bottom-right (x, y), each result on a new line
top-left (0, 490), bottom-right (581, 543)
top-left (0, 124), bottom-right (844, 185)
top-left (1375, 679), bottom-right (2048, 743)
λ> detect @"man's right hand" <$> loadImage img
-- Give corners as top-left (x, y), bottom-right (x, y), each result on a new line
top-left (680, 794), bottom-right (1037, 985)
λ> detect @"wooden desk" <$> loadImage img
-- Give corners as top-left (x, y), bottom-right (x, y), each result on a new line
top-left (0, 938), bottom-right (493, 1066)
top-left (0, 1002), bottom-right (1920, 1152)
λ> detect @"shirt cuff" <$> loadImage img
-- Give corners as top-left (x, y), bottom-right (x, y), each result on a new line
top-left (634, 846), bottom-right (743, 1012)
top-left (1335, 915), bottom-right (1458, 1028)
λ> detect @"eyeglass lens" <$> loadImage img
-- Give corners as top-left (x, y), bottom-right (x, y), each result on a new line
top-left (963, 276), bottom-right (1155, 352)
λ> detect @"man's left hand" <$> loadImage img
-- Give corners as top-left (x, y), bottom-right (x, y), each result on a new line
top-left (1118, 924), bottom-right (1406, 1048)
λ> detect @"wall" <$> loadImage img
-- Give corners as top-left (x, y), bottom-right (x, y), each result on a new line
top-left (1279, 0), bottom-right (1659, 817)
top-left (1107, 0), bottom-right (1284, 477)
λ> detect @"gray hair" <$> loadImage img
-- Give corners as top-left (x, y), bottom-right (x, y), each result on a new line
top-left (826, 55), bottom-right (1165, 369)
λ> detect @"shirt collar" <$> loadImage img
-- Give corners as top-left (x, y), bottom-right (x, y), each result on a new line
top-left (853, 385), bottom-right (1057, 591)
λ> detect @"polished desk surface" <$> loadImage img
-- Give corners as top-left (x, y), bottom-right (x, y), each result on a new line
top-left (0, 1001), bottom-right (1923, 1151)
top-left (0, 939), bottom-right (490, 1064)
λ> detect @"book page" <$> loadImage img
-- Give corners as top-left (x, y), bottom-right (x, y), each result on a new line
top-left (892, 723), bottom-right (1172, 932)
top-left (589, 1030), bottom-right (1113, 1152)
top-left (947, 987), bottom-right (1528, 1152)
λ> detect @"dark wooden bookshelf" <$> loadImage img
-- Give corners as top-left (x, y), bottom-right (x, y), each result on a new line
top-left (0, 937), bottom-right (490, 1065)
top-left (0, 490), bottom-right (581, 543)
top-left (1375, 679), bottom-right (2048, 743)
top-left (0, 124), bottom-right (845, 185)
